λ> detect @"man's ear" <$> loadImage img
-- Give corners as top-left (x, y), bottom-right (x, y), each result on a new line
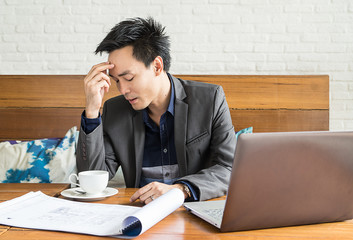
top-left (153, 56), bottom-right (164, 76)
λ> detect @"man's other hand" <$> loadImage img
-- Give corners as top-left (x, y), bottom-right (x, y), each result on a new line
top-left (130, 182), bottom-right (187, 205)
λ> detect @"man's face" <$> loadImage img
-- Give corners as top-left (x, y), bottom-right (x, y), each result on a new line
top-left (108, 46), bottom-right (160, 111)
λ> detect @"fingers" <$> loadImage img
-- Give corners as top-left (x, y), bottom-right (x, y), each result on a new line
top-left (85, 72), bottom-right (111, 93)
top-left (130, 185), bottom-right (152, 203)
top-left (84, 62), bottom-right (114, 88)
top-left (84, 62), bottom-right (115, 118)
top-left (86, 62), bottom-right (114, 82)
top-left (130, 182), bottom-right (171, 205)
top-left (144, 196), bottom-right (154, 205)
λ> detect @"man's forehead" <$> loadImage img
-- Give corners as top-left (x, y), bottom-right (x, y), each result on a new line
top-left (108, 60), bottom-right (134, 77)
top-left (109, 69), bottom-right (133, 78)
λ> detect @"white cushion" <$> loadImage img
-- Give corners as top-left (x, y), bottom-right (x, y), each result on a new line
top-left (0, 127), bottom-right (78, 183)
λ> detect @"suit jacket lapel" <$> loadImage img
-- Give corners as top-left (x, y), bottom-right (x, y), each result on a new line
top-left (172, 75), bottom-right (188, 176)
top-left (133, 111), bottom-right (145, 187)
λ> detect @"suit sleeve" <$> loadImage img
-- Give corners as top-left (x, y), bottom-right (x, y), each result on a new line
top-left (178, 86), bottom-right (236, 200)
top-left (76, 103), bottom-right (119, 180)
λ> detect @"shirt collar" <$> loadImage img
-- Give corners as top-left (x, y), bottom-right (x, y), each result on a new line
top-left (166, 73), bottom-right (175, 116)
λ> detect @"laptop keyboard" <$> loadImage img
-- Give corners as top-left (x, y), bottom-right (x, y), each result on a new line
top-left (204, 208), bottom-right (224, 221)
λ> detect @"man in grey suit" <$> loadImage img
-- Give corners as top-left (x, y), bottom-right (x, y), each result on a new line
top-left (76, 17), bottom-right (236, 204)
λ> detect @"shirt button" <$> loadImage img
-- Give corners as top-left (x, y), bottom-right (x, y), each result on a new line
top-left (163, 148), bottom-right (168, 153)
top-left (165, 172), bottom-right (170, 177)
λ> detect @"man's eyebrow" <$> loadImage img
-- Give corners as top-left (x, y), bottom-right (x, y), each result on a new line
top-left (108, 73), bottom-right (116, 79)
top-left (108, 70), bottom-right (132, 80)
top-left (117, 70), bottom-right (132, 77)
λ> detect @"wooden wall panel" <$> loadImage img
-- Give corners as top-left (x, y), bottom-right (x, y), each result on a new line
top-left (0, 75), bottom-right (329, 141)
top-left (0, 75), bottom-right (92, 108)
top-left (0, 108), bottom-right (82, 141)
top-left (0, 108), bottom-right (329, 141)
top-left (230, 109), bottom-right (329, 133)
top-left (178, 75), bottom-right (329, 110)
top-left (0, 75), bottom-right (328, 110)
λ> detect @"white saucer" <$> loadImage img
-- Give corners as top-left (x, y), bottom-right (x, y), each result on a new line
top-left (61, 187), bottom-right (119, 201)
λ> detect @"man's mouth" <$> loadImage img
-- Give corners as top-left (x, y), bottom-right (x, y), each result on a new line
top-left (127, 97), bottom-right (138, 104)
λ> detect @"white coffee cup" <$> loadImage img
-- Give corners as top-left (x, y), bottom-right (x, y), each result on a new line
top-left (69, 170), bottom-right (109, 195)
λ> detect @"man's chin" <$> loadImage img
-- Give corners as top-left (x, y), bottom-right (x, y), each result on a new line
top-left (130, 104), bottom-right (146, 111)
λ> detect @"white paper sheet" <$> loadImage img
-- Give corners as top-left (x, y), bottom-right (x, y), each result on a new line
top-left (0, 188), bottom-right (184, 237)
top-left (122, 187), bottom-right (185, 236)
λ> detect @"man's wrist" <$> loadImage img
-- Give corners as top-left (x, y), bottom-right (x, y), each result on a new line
top-left (85, 108), bottom-right (100, 119)
top-left (182, 184), bottom-right (191, 198)
top-left (175, 183), bottom-right (191, 199)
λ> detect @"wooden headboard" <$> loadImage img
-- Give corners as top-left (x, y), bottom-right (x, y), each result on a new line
top-left (0, 75), bottom-right (329, 141)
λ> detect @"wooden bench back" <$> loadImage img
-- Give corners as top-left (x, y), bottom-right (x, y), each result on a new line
top-left (0, 75), bottom-right (329, 141)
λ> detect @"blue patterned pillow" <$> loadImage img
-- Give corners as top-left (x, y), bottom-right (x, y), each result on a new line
top-left (0, 127), bottom-right (78, 183)
top-left (236, 127), bottom-right (253, 139)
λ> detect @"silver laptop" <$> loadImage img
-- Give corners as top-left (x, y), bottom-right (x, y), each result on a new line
top-left (184, 131), bottom-right (353, 232)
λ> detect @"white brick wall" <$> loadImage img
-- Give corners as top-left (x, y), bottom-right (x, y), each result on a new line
top-left (0, 0), bottom-right (352, 130)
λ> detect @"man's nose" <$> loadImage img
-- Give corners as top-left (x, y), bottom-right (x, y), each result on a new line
top-left (118, 81), bottom-right (130, 95)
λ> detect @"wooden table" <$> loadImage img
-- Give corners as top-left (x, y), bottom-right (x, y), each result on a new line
top-left (0, 183), bottom-right (70, 202)
top-left (1, 184), bottom-right (353, 239)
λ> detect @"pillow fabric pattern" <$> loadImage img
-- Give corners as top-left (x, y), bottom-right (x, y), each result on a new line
top-left (235, 126), bottom-right (253, 139)
top-left (0, 126), bottom-right (78, 183)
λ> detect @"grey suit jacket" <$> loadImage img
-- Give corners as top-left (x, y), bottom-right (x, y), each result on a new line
top-left (76, 75), bottom-right (236, 200)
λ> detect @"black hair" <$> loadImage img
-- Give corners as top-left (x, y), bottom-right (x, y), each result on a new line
top-left (95, 17), bottom-right (171, 72)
